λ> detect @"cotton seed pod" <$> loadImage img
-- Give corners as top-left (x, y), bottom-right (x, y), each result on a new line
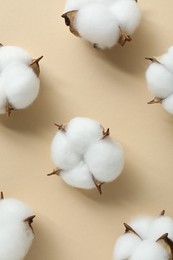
top-left (62, 0), bottom-right (141, 49)
top-left (48, 117), bottom-right (124, 194)
top-left (0, 44), bottom-right (43, 117)
top-left (113, 210), bottom-right (173, 260)
top-left (145, 46), bottom-right (173, 115)
top-left (0, 192), bottom-right (35, 260)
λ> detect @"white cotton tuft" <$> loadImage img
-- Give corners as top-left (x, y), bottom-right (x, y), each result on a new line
top-left (0, 46), bottom-right (32, 71)
top-left (51, 130), bottom-right (81, 170)
top-left (66, 117), bottom-right (103, 154)
top-left (84, 137), bottom-right (124, 182)
top-left (74, 3), bottom-right (120, 49)
top-left (1, 62), bottom-right (40, 109)
top-left (145, 62), bottom-right (173, 99)
top-left (148, 216), bottom-right (173, 241)
top-left (162, 94), bottom-right (173, 114)
top-left (61, 162), bottom-right (95, 189)
top-left (113, 233), bottom-right (141, 260)
top-left (129, 216), bottom-right (154, 239)
top-left (64, 0), bottom-right (92, 12)
top-left (0, 198), bottom-right (34, 260)
top-left (130, 240), bottom-right (169, 260)
top-left (110, 0), bottom-right (141, 35)
top-left (160, 53), bottom-right (173, 74)
top-left (0, 81), bottom-right (7, 114)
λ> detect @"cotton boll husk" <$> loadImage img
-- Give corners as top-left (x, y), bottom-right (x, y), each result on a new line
top-left (130, 240), bottom-right (169, 260)
top-left (148, 216), bottom-right (173, 241)
top-left (51, 130), bottom-right (81, 170)
top-left (84, 137), bottom-right (124, 182)
top-left (162, 94), bottom-right (173, 114)
top-left (113, 233), bottom-right (141, 260)
top-left (0, 46), bottom-right (32, 70)
top-left (0, 221), bottom-right (34, 260)
top-left (0, 81), bottom-right (7, 114)
top-left (160, 53), bottom-right (173, 74)
top-left (129, 216), bottom-right (154, 239)
top-left (2, 62), bottom-right (40, 109)
top-left (66, 117), bottom-right (103, 154)
top-left (146, 62), bottom-right (173, 99)
top-left (60, 162), bottom-right (95, 189)
top-left (0, 198), bottom-right (34, 222)
top-left (110, 0), bottom-right (141, 35)
top-left (74, 3), bottom-right (120, 49)
top-left (64, 0), bottom-right (92, 12)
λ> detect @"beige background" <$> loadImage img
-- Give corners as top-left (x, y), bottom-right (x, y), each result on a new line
top-left (0, 0), bottom-right (173, 259)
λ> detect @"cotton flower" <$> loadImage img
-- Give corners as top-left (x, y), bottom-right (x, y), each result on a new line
top-left (0, 192), bottom-right (35, 260)
top-left (62, 0), bottom-right (141, 49)
top-left (48, 117), bottom-right (124, 194)
top-left (145, 46), bottom-right (173, 115)
top-left (0, 44), bottom-right (43, 116)
top-left (113, 210), bottom-right (173, 260)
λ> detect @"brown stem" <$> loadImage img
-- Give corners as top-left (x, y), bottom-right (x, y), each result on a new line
top-left (148, 97), bottom-right (163, 104)
top-left (24, 215), bottom-right (36, 233)
top-left (102, 128), bottom-right (110, 139)
top-left (145, 57), bottom-right (160, 64)
top-left (160, 210), bottom-right (165, 216)
top-left (6, 101), bottom-right (15, 117)
top-left (119, 27), bottom-right (132, 46)
top-left (92, 175), bottom-right (104, 195)
top-left (124, 223), bottom-right (141, 238)
top-left (47, 168), bottom-right (61, 176)
top-left (0, 191), bottom-right (4, 199)
top-left (54, 123), bottom-right (66, 131)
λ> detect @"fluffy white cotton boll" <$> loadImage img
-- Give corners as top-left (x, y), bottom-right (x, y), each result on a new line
top-left (85, 138), bottom-right (124, 182)
top-left (61, 161), bottom-right (95, 189)
top-left (130, 240), bottom-right (169, 260)
top-left (74, 3), bottom-right (120, 49)
top-left (64, 0), bottom-right (92, 12)
top-left (160, 53), bottom-right (173, 74)
top-left (162, 94), bottom-right (173, 114)
top-left (129, 216), bottom-right (154, 239)
top-left (1, 62), bottom-right (40, 109)
top-left (0, 46), bottom-right (32, 70)
top-left (113, 233), bottom-right (141, 260)
top-left (51, 131), bottom-right (81, 170)
top-left (146, 62), bottom-right (173, 99)
top-left (0, 81), bottom-right (7, 114)
top-left (148, 216), bottom-right (173, 241)
top-left (66, 117), bottom-right (103, 154)
top-left (110, 0), bottom-right (141, 35)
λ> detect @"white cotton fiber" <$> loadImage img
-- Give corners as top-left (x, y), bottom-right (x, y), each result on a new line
top-left (84, 138), bottom-right (124, 182)
top-left (74, 3), bottom-right (120, 49)
top-left (148, 216), bottom-right (173, 241)
top-left (1, 62), bottom-right (40, 109)
top-left (66, 117), bottom-right (103, 154)
top-left (130, 240), bottom-right (169, 260)
top-left (146, 62), bottom-right (173, 99)
top-left (0, 81), bottom-right (7, 114)
top-left (162, 94), bottom-right (173, 114)
top-left (0, 198), bottom-right (34, 260)
top-left (61, 161), bottom-right (95, 189)
top-left (0, 46), bottom-right (32, 71)
top-left (64, 0), bottom-right (92, 12)
top-left (113, 233), bottom-right (141, 260)
top-left (129, 216), bottom-right (154, 239)
top-left (110, 0), bottom-right (141, 35)
top-left (160, 53), bottom-right (173, 74)
top-left (51, 131), bottom-right (81, 170)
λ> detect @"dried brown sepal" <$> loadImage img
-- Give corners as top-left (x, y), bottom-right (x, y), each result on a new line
top-left (148, 97), bottom-right (163, 104)
top-left (124, 223), bottom-right (141, 238)
top-left (30, 56), bottom-right (43, 77)
top-left (92, 175), bottom-right (104, 195)
top-left (61, 11), bottom-right (80, 37)
top-left (47, 168), bottom-right (61, 176)
top-left (93, 43), bottom-right (99, 49)
top-left (0, 43), bottom-right (3, 47)
top-left (160, 210), bottom-right (166, 216)
top-left (24, 215), bottom-right (36, 233)
top-left (6, 101), bottom-right (15, 117)
top-left (157, 233), bottom-right (173, 259)
top-left (0, 191), bottom-right (4, 200)
top-left (54, 123), bottom-right (66, 132)
top-left (145, 57), bottom-right (160, 64)
top-left (102, 128), bottom-right (110, 139)
top-left (119, 27), bottom-right (132, 46)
